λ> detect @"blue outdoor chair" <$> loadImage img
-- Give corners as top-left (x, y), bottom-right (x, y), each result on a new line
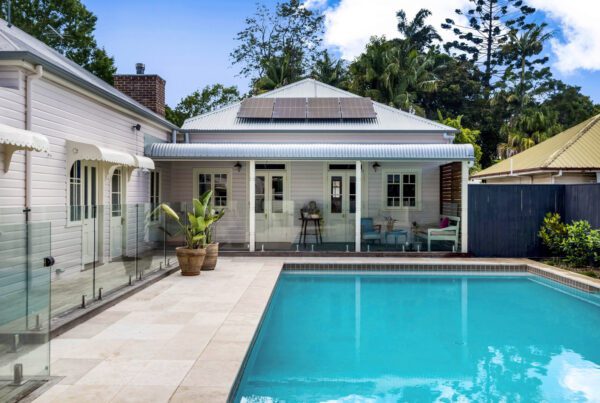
top-left (361, 218), bottom-right (382, 244)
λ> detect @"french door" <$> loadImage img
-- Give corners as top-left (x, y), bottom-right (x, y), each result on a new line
top-left (110, 167), bottom-right (125, 258)
top-left (255, 171), bottom-right (288, 243)
top-left (80, 162), bottom-right (98, 264)
top-left (324, 172), bottom-right (356, 243)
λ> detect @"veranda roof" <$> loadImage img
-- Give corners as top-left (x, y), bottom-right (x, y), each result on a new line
top-left (147, 143), bottom-right (474, 161)
top-left (473, 114), bottom-right (600, 179)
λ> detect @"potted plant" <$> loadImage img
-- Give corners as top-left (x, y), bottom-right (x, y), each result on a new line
top-left (202, 195), bottom-right (225, 271)
top-left (383, 216), bottom-right (397, 232)
top-left (159, 193), bottom-right (214, 276)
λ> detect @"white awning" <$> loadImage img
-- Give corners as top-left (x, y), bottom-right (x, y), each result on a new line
top-left (66, 140), bottom-right (136, 167)
top-left (134, 155), bottom-right (155, 170)
top-left (1, 123), bottom-right (50, 172)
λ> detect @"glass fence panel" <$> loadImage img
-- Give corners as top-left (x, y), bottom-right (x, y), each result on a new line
top-left (48, 206), bottom-right (90, 317)
top-left (96, 204), bottom-right (136, 299)
top-left (137, 203), bottom-right (167, 278)
top-left (0, 220), bottom-right (50, 381)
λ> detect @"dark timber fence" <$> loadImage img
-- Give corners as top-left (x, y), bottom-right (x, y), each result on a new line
top-left (468, 183), bottom-right (600, 257)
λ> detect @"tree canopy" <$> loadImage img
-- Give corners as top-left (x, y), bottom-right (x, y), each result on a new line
top-left (1, 0), bottom-right (117, 83)
top-left (165, 84), bottom-right (241, 127)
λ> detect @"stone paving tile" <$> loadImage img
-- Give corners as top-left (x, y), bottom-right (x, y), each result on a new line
top-left (111, 385), bottom-right (177, 403)
top-left (51, 358), bottom-right (103, 385)
top-left (169, 386), bottom-right (229, 403)
top-left (180, 360), bottom-right (241, 388)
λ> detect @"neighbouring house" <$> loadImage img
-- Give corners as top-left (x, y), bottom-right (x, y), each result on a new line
top-left (0, 19), bottom-right (172, 290)
top-left (149, 78), bottom-right (474, 253)
top-left (472, 114), bottom-right (600, 184)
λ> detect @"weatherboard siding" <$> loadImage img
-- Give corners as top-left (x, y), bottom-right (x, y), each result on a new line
top-left (188, 132), bottom-right (445, 144)
top-left (0, 72), bottom-right (170, 290)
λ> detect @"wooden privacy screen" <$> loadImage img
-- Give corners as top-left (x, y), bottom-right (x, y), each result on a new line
top-left (440, 162), bottom-right (462, 217)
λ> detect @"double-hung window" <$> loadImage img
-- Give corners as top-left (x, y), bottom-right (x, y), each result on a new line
top-left (194, 169), bottom-right (230, 208)
top-left (384, 170), bottom-right (420, 209)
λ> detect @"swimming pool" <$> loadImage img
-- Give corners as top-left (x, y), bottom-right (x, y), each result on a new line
top-left (233, 272), bottom-right (600, 402)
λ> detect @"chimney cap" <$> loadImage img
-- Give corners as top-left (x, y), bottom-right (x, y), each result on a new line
top-left (135, 63), bottom-right (145, 75)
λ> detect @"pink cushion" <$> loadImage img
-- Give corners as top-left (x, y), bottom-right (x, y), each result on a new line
top-left (440, 217), bottom-right (450, 228)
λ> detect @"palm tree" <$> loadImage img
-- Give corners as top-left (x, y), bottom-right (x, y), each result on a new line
top-left (311, 50), bottom-right (348, 88)
top-left (253, 54), bottom-right (295, 94)
top-left (502, 25), bottom-right (552, 110)
top-left (348, 37), bottom-right (394, 103)
top-left (382, 44), bottom-right (440, 114)
top-left (396, 8), bottom-right (441, 51)
top-left (497, 108), bottom-right (561, 158)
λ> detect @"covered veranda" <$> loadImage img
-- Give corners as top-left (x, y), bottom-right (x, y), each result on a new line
top-left (148, 142), bottom-right (474, 254)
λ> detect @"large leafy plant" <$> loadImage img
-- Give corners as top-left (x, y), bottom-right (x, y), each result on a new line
top-left (159, 191), bottom-right (223, 249)
top-left (539, 213), bottom-right (600, 267)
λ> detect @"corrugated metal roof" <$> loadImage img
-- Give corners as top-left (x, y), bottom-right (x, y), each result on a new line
top-left (473, 114), bottom-right (600, 178)
top-left (181, 79), bottom-right (457, 134)
top-left (0, 19), bottom-right (175, 129)
top-left (147, 142), bottom-right (474, 161)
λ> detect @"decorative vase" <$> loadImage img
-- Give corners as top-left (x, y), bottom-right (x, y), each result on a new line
top-left (176, 247), bottom-right (206, 276)
top-left (386, 223), bottom-right (394, 232)
top-left (202, 242), bottom-right (219, 271)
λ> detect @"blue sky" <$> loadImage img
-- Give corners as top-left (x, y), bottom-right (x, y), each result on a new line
top-left (84, 0), bottom-right (600, 107)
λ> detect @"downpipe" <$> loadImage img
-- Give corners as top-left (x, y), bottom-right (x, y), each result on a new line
top-left (24, 65), bottom-right (43, 329)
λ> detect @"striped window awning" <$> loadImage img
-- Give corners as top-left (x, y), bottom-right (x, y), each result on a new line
top-left (66, 140), bottom-right (153, 170)
top-left (1, 123), bottom-right (50, 172)
top-left (147, 142), bottom-right (475, 161)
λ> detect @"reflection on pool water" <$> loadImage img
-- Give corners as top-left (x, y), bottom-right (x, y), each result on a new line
top-left (233, 273), bottom-right (600, 402)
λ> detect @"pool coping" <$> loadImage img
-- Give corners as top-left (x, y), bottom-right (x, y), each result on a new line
top-left (281, 261), bottom-right (600, 293)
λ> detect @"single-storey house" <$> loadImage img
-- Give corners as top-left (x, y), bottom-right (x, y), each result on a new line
top-left (149, 79), bottom-right (474, 253)
top-left (472, 114), bottom-right (600, 184)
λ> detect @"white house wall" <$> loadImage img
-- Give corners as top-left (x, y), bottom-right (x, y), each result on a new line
top-left (189, 132), bottom-right (446, 144)
top-left (161, 160), bottom-right (443, 244)
top-left (0, 67), bottom-right (170, 286)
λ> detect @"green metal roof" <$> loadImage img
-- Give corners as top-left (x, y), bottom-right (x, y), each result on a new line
top-left (473, 114), bottom-right (600, 178)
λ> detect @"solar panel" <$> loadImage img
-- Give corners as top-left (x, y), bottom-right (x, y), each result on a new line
top-left (307, 98), bottom-right (341, 119)
top-left (272, 98), bottom-right (306, 119)
top-left (340, 97), bottom-right (377, 119)
top-left (237, 98), bottom-right (274, 119)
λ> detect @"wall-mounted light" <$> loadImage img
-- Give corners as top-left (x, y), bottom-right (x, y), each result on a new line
top-left (132, 124), bottom-right (141, 131)
top-left (234, 162), bottom-right (242, 172)
top-left (372, 162), bottom-right (381, 172)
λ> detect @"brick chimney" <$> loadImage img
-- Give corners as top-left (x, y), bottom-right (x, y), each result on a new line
top-left (113, 63), bottom-right (166, 116)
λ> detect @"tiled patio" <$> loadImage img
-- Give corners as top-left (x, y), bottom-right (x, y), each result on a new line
top-left (32, 256), bottom-right (600, 402)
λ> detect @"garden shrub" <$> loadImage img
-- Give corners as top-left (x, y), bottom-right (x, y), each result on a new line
top-left (538, 213), bottom-right (567, 255)
top-left (539, 213), bottom-right (600, 268)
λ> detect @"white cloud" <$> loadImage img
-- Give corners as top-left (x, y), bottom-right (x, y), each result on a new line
top-left (529, 0), bottom-right (600, 73)
top-left (315, 0), bottom-right (470, 60)
top-left (303, 0), bottom-right (328, 10)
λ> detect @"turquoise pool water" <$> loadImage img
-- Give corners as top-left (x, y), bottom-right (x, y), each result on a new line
top-left (233, 273), bottom-right (600, 402)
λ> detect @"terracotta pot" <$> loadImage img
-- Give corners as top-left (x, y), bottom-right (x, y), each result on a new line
top-left (202, 242), bottom-right (219, 271)
top-left (386, 223), bottom-right (394, 232)
top-left (176, 247), bottom-right (206, 276)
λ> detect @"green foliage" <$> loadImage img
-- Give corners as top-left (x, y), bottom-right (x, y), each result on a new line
top-left (538, 213), bottom-right (600, 268)
top-left (437, 113), bottom-right (482, 171)
top-left (538, 213), bottom-right (567, 255)
top-left (442, 0), bottom-right (536, 94)
top-left (542, 82), bottom-right (599, 128)
top-left (311, 50), bottom-right (348, 89)
top-left (253, 54), bottom-right (300, 94)
top-left (159, 191), bottom-right (225, 249)
top-left (231, 0), bottom-right (323, 81)
top-left (562, 221), bottom-right (600, 268)
top-left (1, 0), bottom-right (116, 83)
top-left (396, 8), bottom-right (441, 52)
top-left (165, 84), bottom-right (241, 127)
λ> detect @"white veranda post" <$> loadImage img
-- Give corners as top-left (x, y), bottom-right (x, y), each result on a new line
top-left (461, 160), bottom-right (469, 253)
top-left (249, 160), bottom-right (256, 252)
top-left (355, 161), bottom-right (362, 252)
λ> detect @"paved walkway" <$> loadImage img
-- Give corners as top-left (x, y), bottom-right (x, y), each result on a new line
top-left (35, 257), bottom-right (281, 403)
top-left (32, 256), bottom-right (600, 402)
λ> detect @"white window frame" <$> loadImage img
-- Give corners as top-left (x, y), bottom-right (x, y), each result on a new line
top-left (382, 168), bottom-right (422, 210)
top-left (192, 168), bottom-right (232, 208)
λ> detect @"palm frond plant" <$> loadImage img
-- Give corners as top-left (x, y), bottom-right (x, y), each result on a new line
top-left (159, 191), bottom-right (220, 276)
